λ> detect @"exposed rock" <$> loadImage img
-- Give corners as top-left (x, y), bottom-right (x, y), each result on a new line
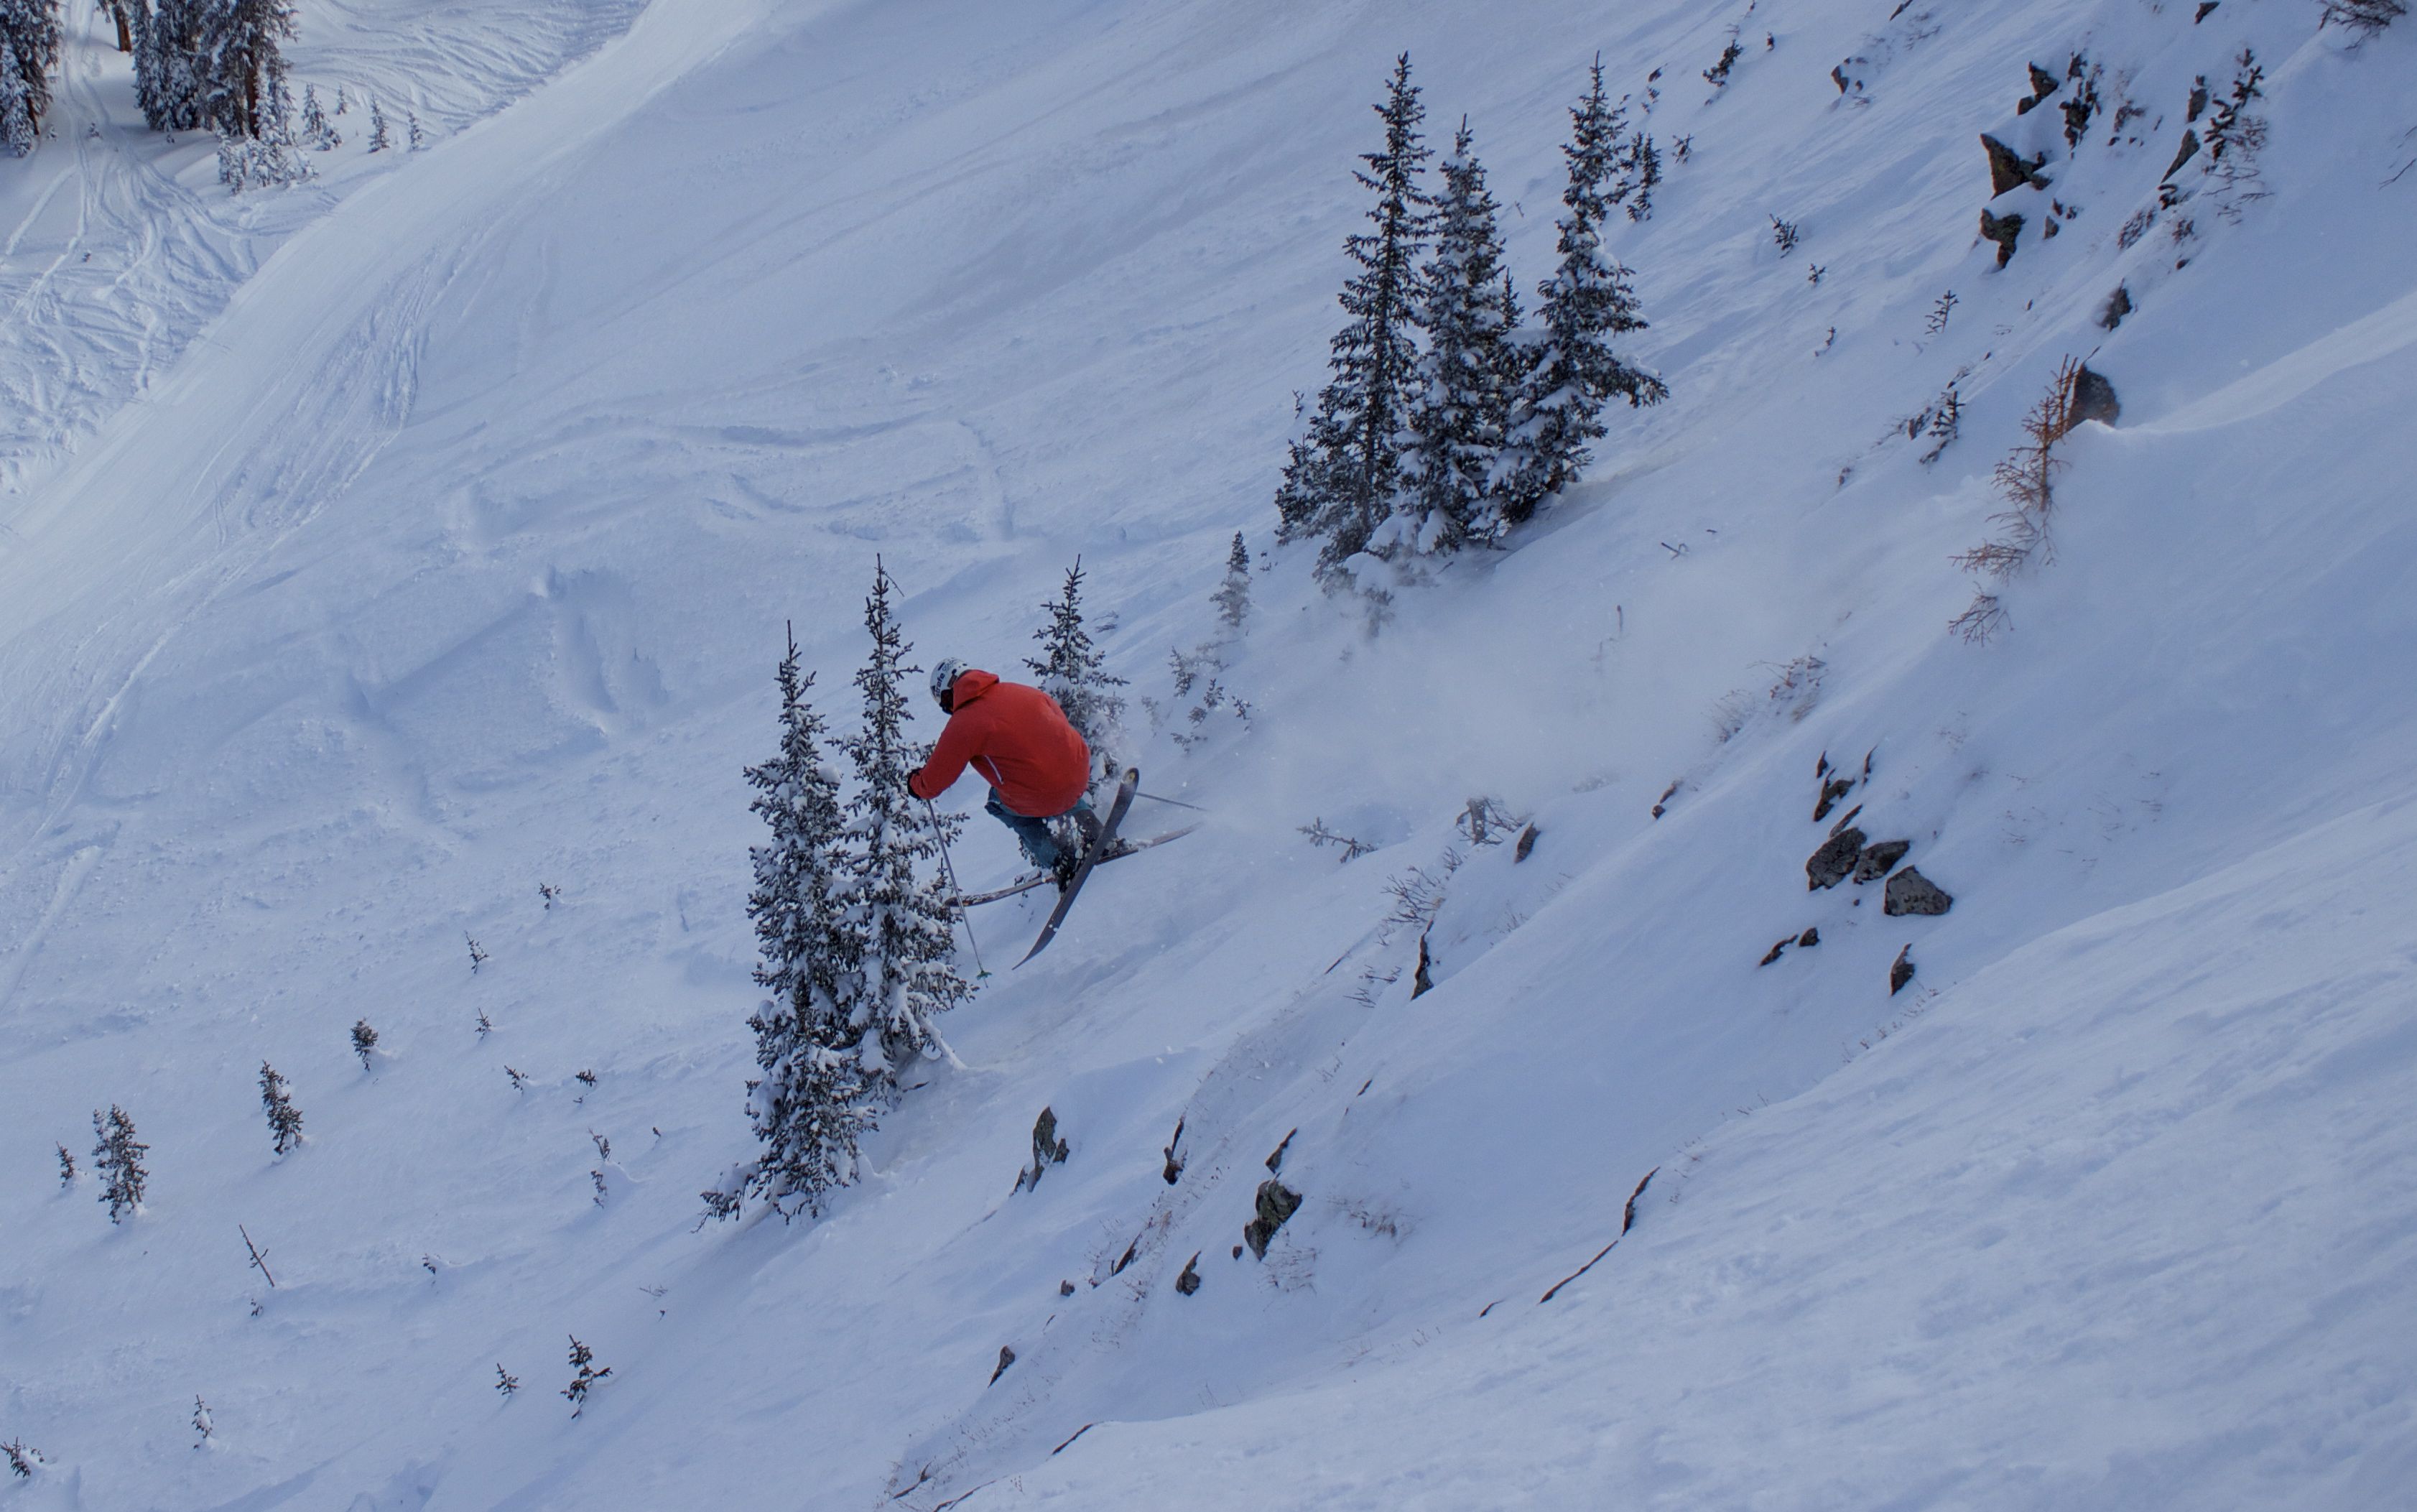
top-left (1058, 1280), bottom-right (1075, 1297)
top-left (1980, 207), bottom-right (2024, 266)
top-left (989, 1346), bottom-right (1016, 1386)
top-left (2015, 62), bottom-right (2061, 113)
top-left (1110, 1235), bottom-right (1139, 1276)
top-left (1853, 839), bottom-right (1911, 881)
top-left (1796, 927), bottom-right (1820, 948)
top-left (1828, 803), bottom-right (1863, 837)
top-left (1807, 827), bottom-right (1866, 890)
top-left (2187, 78), bottom-right (2209, 122)
top-left (1174, 1253), bottom-right (1202, 1295)
top-left (1244, 1179), bottom-right (1302, 1258)
top-left (2100, 284), bottom-right (2132, 330)
top-left (2070, 365), bottom-right (2121, 427)
top-left (1515, 822), bottom-right (1540, 863)
top-left (1813, 774), bottom-right (1855, 821)
top-left (1266, 1129), bottom-right (1296, 1173)
top-left (2194, 2), bottom-right (2218, 25)
top-left (1891, 945), bottom-right (1916, 995)
top-left (1161, 1116), bottom-right (1186, 1185)
top-left (1413, 933), bottom-right (1434, 997)
top-left (1020, 1106), bottom-right (1071, 1191)
top-left (1981, 134), bottom-right (2051, 196)
top-left (1883, 866), bottom-right (1954, 916)
top-left (1758, 938), bottom-right (1791, 968)
top-left (2164, 128), bottom-right (2202, 181)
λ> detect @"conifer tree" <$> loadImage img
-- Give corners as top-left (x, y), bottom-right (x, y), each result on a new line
top-left (1500, 58), bottom-right (1667, 528)
top-left (100, 0), bottom-right (134, 52)
top-left (200, 0), bottom-right (294, 140)
top-left (259, 1062), bottom-right (303, 1155)
top-left (1211, 532), bottom-right (1252, 632)
top-left (0, 44), bottom-right (30, 157)
top-left (708, 625), bottom-right (875, 1218)
top-left (92, 1105), bottom-right (147, 1223)
top-left (0, 0), bottom-right (60, 151)
top-left (1395, 119), bottom-right (1516, 556)
top-left (55, 1141), bottom-right (75, 1187)
top-left (832, 560), bottom-right (971, 1077)
top-left (367, 95), bottom-right (389, 151)
top-left (135, 0), bottom-right (208, 132)
top-left (1024, 558), bottom-right (1127, 784)
top-left (1280, 54), bottom-right (1433, 574)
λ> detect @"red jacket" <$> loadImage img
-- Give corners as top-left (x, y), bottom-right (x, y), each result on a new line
top-left (908, 669), bottom-right (1092, 817)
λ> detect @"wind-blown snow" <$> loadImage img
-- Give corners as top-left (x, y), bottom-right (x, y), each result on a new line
top-left (3, 0), bottom-right (2414, 1507)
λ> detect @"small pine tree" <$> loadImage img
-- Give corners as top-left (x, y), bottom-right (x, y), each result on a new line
top-left (833, 559), bottom-right (973, 1076)
top-left (91, 1105), bottom-right (147, 1223)
top-left (259, 1062), bottom-right (304, 1154)
top-left (351, 1019), bottom-right (379, 1069)
top-left (191, 1396), bottom-right (212, 1444)
top-left (1024, 559), bottom-right (1128, 784)
top-left (300, 83), bottom-right (338, 149)
top-left (1621, 132), bottom-right (1661, 222)
top-left (1282, 54), bottom-right (1433, 575)
top-left (494, 1364), bottom-right (519, 1398)
top-left (1498, 57), bottom-right (1667, 528)
top-left (1211, 533), bottom-right (1252, 632)
top-left (2, 1437), bottom-right (40, 1478)
top-left (713, 624), bottom-right (874, 1218)
top-left (1394, 118), bottom-right (1516, 557)
top-left (367, 96), bottom-right (389, 151)
top-left (55, 1141), bottom-right (75, 1187)
top-left (562, 1335), bottom-right (611, 1416)
top-left (407, 110), bottom-right (423, 149)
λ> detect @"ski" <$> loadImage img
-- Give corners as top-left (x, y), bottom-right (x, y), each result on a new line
top-left (950, 822), bottom-right (1200, 909)
top-left (1016, 768), bottom-right (1137, 966)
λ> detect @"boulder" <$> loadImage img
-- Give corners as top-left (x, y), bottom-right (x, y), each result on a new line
top-left (1891, 945), bottom-right (1916, 995)
top-left (1981, 134), bottom-right (2051, 196)
top-left (1807, 827), bottom-right (1866, 890)
top-left (1244, 1180), bottom-right (1303, 1258)
top-left (2070, 365), bottom-right (2120, 427)
top-left (1853, 839), bottom-right (1911, 881)
top-left (1883, 867), bottom-right (1954, 916)
top-left (1175, 1253), bottom-right (1202, 1295)
top-left (1980, 207), bottom-right (2024, 266)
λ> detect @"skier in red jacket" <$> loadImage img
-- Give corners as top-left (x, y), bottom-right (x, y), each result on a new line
top-left (909, 660), bottom-right (1102, 882)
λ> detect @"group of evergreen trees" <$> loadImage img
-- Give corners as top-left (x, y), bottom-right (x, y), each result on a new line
top-left (709, 562), bottom-right (975, 1220)
top-left (1, 0), bottom-right (305, 180)
top-left (1277, 55), bottom-right (1668, 578)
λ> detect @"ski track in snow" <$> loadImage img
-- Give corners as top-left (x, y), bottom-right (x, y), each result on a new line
top-left (2, 0), bottom-right (2415, 1507)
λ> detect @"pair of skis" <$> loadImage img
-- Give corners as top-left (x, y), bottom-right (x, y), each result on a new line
top-left (952, 769), bottom-right (1194, 966)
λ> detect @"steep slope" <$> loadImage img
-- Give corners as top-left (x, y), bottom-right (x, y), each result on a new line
top-left (3, 0), bottom-right (2413, 1507)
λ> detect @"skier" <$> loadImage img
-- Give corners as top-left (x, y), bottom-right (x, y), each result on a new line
top-left (909, 659), bottom-right (1103, 884)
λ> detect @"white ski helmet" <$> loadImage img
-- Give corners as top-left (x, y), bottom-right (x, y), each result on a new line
top-left (929, 657), bottom-right (970, 709)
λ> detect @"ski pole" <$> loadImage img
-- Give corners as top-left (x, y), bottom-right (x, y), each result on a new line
top-left (1136, 789), bottom-right (1207, 812)
top-left (926, 799), bottom-right (988, 978)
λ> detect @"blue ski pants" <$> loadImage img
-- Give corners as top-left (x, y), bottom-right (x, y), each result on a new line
top-left (987, 787), bottom-right (1095, 871)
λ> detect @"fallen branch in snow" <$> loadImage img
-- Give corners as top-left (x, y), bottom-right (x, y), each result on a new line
top-left (1539, 1167), bottom-right (1658, 1302)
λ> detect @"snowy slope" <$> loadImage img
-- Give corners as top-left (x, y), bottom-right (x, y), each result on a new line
top-left (4, 0), bottom-right (2416, 1507)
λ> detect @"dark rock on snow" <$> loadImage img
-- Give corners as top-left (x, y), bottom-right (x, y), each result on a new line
top-left (1174, 1253), bottom-right (1202, 1295)
top-left (1981, 134), bottom-right (2051, 196)
top-left (2069, 365), bottom-right (2120, 427)
top-left (1891, 945), bottom-right (1916, 995)
top-left (1245, 1180), bottom-right (1303, 1258)
top-left (1883, 866), bottom-right (1954, 916)
top-left (1980, 208), bottom-right (2024, 266)
top-left (1807, 827), bottom-right (1866, 890)
top-left (1854, 839), bottom-right (1911, 882)
top-left (1796, 927), bottom-right (1820, 948)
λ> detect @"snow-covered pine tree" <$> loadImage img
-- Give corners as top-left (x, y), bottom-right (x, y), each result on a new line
top-left (0, 43), bottom-right (30, 157)
top-left (259, 1062), bottom-right (303, 1154)
top-left (705, 625), bottom-right (876, 1219)
top-left (1024, 558), bottom-right (1127, 787)
top-left (55, 1141), bottom-right (75, 1187)
top-left (91, 1105), bottom-right (147, 1223)
top-left (1393, 118), bottom-right (1516, 558)
top-left (833, 560), bottom-right (972, 1078)
top-left (1211, 532), bottom-right (1252, 631)
top-left (0, 0), bottom-right (60, 149)
top-left (1283, 54), bottom-right (1433, 576)
top-left (1498, 57), bottom-right (1667, 529)
top-left (299, 83), bottom-right (337, 149)
top-left (367, 94), bottom-right (389, 151)
top-left (134, 0), bottom-right (208, 132)
top-left (198, 0), bottom-right (294, 140)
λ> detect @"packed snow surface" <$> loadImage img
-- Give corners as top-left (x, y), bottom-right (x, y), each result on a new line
top-left (4, 0), bottom-right (2415, 1507)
